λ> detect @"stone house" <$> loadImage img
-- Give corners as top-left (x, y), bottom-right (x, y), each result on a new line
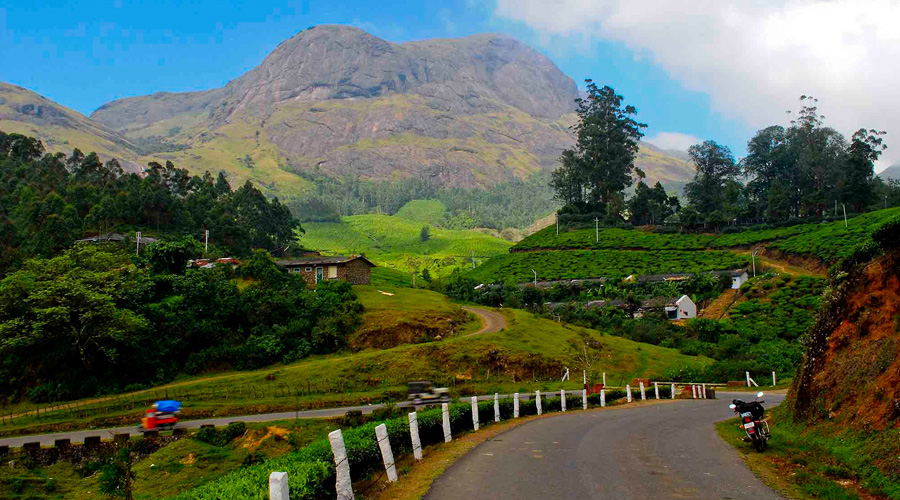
top-left (276, 255), bottom-right (375, 288)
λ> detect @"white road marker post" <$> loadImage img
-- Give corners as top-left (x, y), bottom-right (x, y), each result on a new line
top-left (603, 372), bottom-right (606, 386)
top-left (582, 389), bottom-right (588, 410)
top-left (514, 393), bottom-right (520, 418)
top-left (408, 412), bottom-right (422, 461)
top-left (702, 384), bottom-right (707, 399)
top-left (561, 389), bottom-right (567, 411)
top-left (654, 382), bottom-right (659, 400)
top-left (626, 384), bottom-right (632, 403)
top-left (772, 371), bottom-right (777, 386)
top-left (536, 390), bottom-right (542, 415)
top-left (269, 472), bottom-right (289, 500)
top-left (691, 385), bottom-right (697, 399)
top-left (441, 403), bottom-right (452, 443)
top-left (600, 389), bottom-right (606, 407)
top-left (671, 383), bottom-right (676, 399)
top-left (494, 393), bottom-right (500, 422)
top-left (328, 429), bottom-right (355, 500)
top-left (746, 371), bottom-right (751, 388)
top-left (640, 382), bottom-right (646, 401)
top-left (471, 396), bottom-right (479, 431)
top-left (375, 424), bottom-right (397, 482)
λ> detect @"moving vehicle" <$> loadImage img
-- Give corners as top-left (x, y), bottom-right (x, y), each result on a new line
top-left (139, 400), bottom-right (182, 432)
top-left (408, 381), bottom-right (450, 405)
top-left (729, 392), bottom-right (769, 452)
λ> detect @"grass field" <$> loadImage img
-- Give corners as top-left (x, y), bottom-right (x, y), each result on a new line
top-left (299, 203), bottom-right (512, 277)
top-left (0, 308), bottom-right (710, 436)
top-left (467, 249), bottom-right (749, 283)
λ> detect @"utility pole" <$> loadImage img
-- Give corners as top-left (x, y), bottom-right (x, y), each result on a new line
top-left (472, 252), bottom-right (476, 269)
top-left (532, 269), bottom-right (537, 288)
top-left (594, 218), bottom-right (599, 243)
top-left (842, 203), bottom-right (848, 228)
top-left (751, 249), bottom-right (757, 277)
top-left (136, 231), bottom-right (141, 255)
top-left (204, 229), bottom-right (209, 253)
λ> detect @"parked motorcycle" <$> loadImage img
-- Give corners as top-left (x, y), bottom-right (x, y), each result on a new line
top-left (729, 391), bottom-right (769, 452)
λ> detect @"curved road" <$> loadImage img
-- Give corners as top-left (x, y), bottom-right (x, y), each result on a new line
top-left (463, 307), bottom-right (507, 335)
top-left (426, 392), bottom-right (785, 500)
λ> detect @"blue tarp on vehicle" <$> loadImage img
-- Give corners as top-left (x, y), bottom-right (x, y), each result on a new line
top-left (156, 400), bottom-right (182, 413)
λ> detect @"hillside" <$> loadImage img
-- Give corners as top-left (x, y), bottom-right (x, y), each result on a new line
top-left (300, 200), bottom-right (512, 276)
top-left (0, 83), bottom-right (141, 171)
top-left (879, 164), bottom-right (900, 181)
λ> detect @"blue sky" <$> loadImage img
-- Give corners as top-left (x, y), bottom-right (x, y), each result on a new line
top-left (2, 1), bottom-right (759, 155)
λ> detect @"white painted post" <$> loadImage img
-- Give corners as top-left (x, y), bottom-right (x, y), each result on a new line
top-left (375, 424), bottom-right (398, 482)
top-left (582, 389), bottom-right (588, 410)
top-left (772, 371), bottom-right (777, 386)
top-left (441, 403), bottom-right (452, 443)
top-left (640, 382), bottom-right (646, 401)
top-left (558, 389), bottom-right (565, 411)
top-left (746, 371), bottom-right (751, 388)
top-left (626, 385), bottom-right (632, 403)
top-left (471, 396), bottom-right (479, 431)
top-left (514, 393), bottom-right (520, 418)
top-left (536, 390), bottom-right (542, 415)
top-left (602, 372), bottom-right (606, 386)
top-left (654, 382), bottom-right (659, 400)
top-left (328, 429), bottom-right (355, 500)
top-left (269, 471), bottom-right (289, 500)
top-left (494, 393), bottom-right (500, 422)
top-left (702, 384), bottom-right (706, 399)
top-left (671, 383), bottom-right (676, 399)
top-left (600, 389), bottom-right (606, 407)
top-left (691, 385), bottom-right (697, 399)
top-left (408, 412), bottom-right (422, 461)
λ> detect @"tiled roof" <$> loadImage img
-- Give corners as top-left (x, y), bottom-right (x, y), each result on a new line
top-left (276, 255), bottom-right (376, 267)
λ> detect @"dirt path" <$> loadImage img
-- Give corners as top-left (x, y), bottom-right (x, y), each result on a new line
top-left (734, 249), bottom-right (826, 278)
top-left (462, 307), bottom-right (507, 335)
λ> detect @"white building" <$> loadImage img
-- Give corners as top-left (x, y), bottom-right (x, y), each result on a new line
top-left (729, 270), bottom-right (750, 289)
top-left (667, 295), bottom-right (697, 320)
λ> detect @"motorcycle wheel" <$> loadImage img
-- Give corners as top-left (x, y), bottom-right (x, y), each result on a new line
top-left (753, 437), bottom-right (766, 452)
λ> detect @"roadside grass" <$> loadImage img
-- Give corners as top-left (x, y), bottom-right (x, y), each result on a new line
top-left (716, 406), bottom-right (900, 500)
top-left (1, 310), bottom-right (710, 437)
top-left (0, 419), bottom-right (337, 500)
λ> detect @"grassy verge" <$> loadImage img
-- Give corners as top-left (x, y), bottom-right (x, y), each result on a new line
top-left (716, 406), bottom-right (900, 500)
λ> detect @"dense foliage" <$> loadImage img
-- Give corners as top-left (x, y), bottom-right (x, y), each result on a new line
top-left (0, 246), bottom-right (363, 401)
top-left (464, 249), bottom-right (748, 284)
top-left (0, 131), bottom-right (300, 276)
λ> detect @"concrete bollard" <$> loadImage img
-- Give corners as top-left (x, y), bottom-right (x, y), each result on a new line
top-left (536, 390), bottom-right (542, 415)
top-left (471, 396), bottom-right (479, 431)
top-left (0, 445), bottom-right (8, 457)
top-left (409, 412), bottom-right (422, 461)
top-left (582, 389), bottom-right (588, 410)
top-left (54, 439), bottom-right (71, 449)
top-left (561, 389), bottom-right (566, 411)
top-left (84, 436), bottom-right (101, 448)
top-left (494, 393), bottom-right (500, 423)
top-left (142, 430), bottom-right (159, 440)
top-left (772, 371), bottom-right (777, 386)
top-left (269, 471), bottom-right (289, 500)
top-left (603, 372), bottom-right (606, 385)
top-left (691, 385), bottom-right (697, 399)
top-left (22, 442), bottom-right (40, 452)
top-left (640, 382), bottom-right (646, 401)
top-left (600, 389), bottom-right (606, 407)
top-left (375, 424), bottom-right (397, 482)
top-left (702, 384), bottom-right (707, 399)
top-left (514, 393), bottom-right (520, 418)
top-left (114, 433), bottom-right (130, 446)
top-left (671, 383), bottom-right (675, 400)
top-left (626, 385), bottom-right (632, 403)
top-left (654, 382), bottom-right (659, 400)
top-left (173, 428), bottom-right (187, 436)
top-left (441, 403), bottom-right (452, 443)
top-left (329, 429), bottom-right (355, 500)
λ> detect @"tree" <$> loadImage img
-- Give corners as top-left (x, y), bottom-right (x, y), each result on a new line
top-left (551, 81), bottom-right (647, 214)
top-left (420, 225), bottom-right (431, 242)
top-left (684, 140), bottom-right (740, 217)
top-left (146, 237), bottom-right (202, 275)
top-left (99, 443), bottom-right (138, 499)
top-left (421, 268), bottom-right (432, 283)
top-left (628, 181), bottom-right (677, 225)
top-left (842, 128), bottom-right (887, 212)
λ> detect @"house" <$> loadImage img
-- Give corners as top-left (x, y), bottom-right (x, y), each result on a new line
top-left (75, 232), bottom-right (158, 246)
top-left (638, 295), bottom-right (696, 320)
top-left (727, 270), bottom-right (750, 289)
top-left (188, 257), bottom-right (241, 270)
top-left (276, 255), bottom-right (375, 288)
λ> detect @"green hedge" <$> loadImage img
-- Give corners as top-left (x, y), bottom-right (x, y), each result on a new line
top-left (171, 390), bottom-right (665, 500)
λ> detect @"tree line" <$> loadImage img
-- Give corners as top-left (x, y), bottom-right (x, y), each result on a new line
top-left (0, 131), bottom-right (300, 276)
top-left (551, 84), bottom-right (899, 228)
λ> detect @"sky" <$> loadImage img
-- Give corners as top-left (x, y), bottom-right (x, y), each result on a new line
top-left (1, 0), bottom-right (896, 169)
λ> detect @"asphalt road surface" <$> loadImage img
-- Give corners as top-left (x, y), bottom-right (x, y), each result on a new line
top-left (425, 392), bottom-right (785, 500)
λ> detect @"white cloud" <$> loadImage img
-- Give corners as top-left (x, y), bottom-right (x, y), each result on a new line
top-left (645, 132), bottom-right (701, 152)
top-left (494, 0), bottom-right (900, 165)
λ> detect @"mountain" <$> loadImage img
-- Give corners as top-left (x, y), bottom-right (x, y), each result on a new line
top-left (1, 26), bottom-right (696, 206)
top-left (878, 164), bottom-right (900, 181)
top-left (0, 83), bottom-right (141, 172)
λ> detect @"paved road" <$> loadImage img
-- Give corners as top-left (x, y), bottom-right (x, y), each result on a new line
top-left (426, 392), bottom-right (785, 500)
top-left (463, 307), bottom-right (507, 335)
